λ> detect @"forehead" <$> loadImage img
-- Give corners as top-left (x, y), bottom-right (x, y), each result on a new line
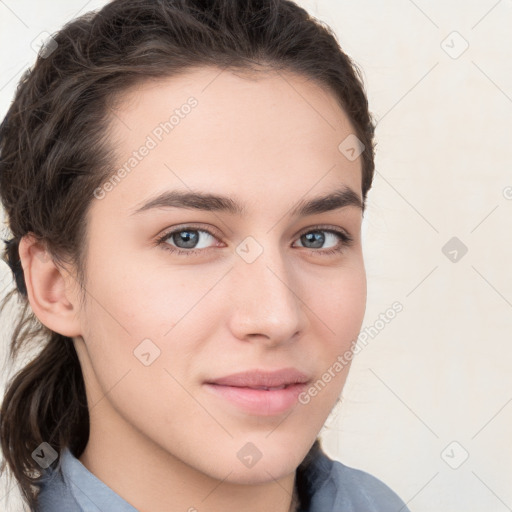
top-left (97, 66), bottom-right (363, 218)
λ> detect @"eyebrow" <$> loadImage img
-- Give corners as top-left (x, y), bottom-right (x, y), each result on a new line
top-left (130, 186), bottom-right (364, 217)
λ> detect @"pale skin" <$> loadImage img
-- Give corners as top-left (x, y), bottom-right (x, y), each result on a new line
top-left (19, 66), bottom-right (367, 512)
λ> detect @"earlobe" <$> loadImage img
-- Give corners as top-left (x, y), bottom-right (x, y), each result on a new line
top-left (18, 233), bottom-right (82, 337)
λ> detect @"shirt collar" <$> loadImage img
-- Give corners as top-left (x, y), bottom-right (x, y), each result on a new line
top-left (58, 447), bottom-right (139, 511)
top-left (47, 440), bottom-right (330, 511)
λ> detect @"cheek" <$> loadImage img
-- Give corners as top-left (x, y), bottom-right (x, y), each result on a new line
top-left (295, 264), bottom-right (366, 396)
top-left (79, 252), bottom-right (221, 388)
top-left (309, 264), bottom-right (367, 339)
top-left (84, 252), bottom-right (195, 340)
top-left (78, 265), bottom-right (201, 436)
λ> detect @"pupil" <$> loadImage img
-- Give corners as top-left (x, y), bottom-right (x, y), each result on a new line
top-left (303, 231), bottom-right (324, 248)
top-left (174, 230), bottom-right (199, 248)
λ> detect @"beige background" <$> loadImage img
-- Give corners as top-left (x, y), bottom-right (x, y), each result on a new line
top-left (1, 1), bottom-right (512, 511)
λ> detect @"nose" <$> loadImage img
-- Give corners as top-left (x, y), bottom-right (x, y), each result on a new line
top-left (227, 240), bottom-right (308, 347)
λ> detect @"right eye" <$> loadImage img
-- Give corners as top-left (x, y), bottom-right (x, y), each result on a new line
top-left (155, 225), bottom-right (222, 257)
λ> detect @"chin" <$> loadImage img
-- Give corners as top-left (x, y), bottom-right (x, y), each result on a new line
top-left (207, 436), bottom-right (310, 484)
top-left (218, 458), bottom-right (299, 485)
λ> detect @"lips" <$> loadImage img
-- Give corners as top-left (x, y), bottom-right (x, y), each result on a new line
top-left (203, 368), bottom-right (311, 415)
top-left (205, 368), bottom-right (310, 389)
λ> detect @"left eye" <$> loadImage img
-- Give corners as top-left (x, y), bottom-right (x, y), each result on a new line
top-left (295, 230), bottom-right (343, 250)
top-left (158, 228), bottom-right (217, 252)
top-left (156, 226), bottom-right (353, 256)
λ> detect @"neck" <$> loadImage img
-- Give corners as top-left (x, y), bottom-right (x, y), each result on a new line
top-left (79, 406), bottom-right (300, 512)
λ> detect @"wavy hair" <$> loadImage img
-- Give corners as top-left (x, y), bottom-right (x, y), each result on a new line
top-left (0, 0), bottom-right (376, 509)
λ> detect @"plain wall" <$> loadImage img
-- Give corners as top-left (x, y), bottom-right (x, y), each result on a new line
top-left (1, 1), bottom-right (511, 511)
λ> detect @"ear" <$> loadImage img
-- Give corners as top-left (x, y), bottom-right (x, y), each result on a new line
top-left (18, 233), bottom-right (82, 337)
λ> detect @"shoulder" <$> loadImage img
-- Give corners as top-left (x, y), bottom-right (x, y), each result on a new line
top-left (34, 462), bottom-right (83, 512)
top-left (298, 441), bottom-right (411, 512)
top-left (33, 446), bottom-right (138, 512)
top-left (328, 458), bottom-right (411, 511)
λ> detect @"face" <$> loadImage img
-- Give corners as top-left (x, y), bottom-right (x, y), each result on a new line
top-left (72, 66), bottom-right (367, 484)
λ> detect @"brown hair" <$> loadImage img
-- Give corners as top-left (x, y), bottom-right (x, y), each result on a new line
top-left (0, 0), bottom-right (376, 509)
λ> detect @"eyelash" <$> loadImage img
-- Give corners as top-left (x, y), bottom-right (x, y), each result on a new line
top-left (155, 224), bottom-right (354, 258)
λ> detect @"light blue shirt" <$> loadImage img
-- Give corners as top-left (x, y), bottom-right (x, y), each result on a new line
top-left (34, 441), bottom-right (411, 511)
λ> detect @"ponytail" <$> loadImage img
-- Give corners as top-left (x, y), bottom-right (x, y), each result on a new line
top-left (0, 240), bottom-right (89, 509)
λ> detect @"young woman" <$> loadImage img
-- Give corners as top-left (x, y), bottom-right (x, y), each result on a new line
top-left (0, 1), bottom-right (411, 511)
